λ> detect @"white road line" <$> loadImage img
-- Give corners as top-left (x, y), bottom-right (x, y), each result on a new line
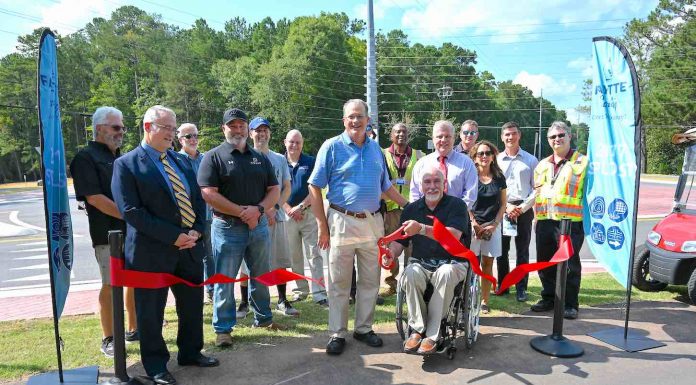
top-left (10, 247), bottom-right (46, 253)
top-left (14, 254), bottom-right (47, 260)
top-left (18, 241), bottom-right (46, 246)
top-left (9, 211), bottom-right (45, 232)
top-left (272, 371), bottom-right (313, 385)
top-left (10, 263), bottom-right (48, 270)
top-left (0, 279), bottom-right (102, 298)
top-left (5, 273), bottom-right (50, 282)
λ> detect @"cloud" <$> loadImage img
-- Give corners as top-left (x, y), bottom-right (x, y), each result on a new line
top-left (512, 71), bottom-right (577, 97)
top-left (33, 0), bottom-right (121, 33)
top-left (568, 56), bottom-right (594, 78)
top-left (354, 0), bottom-right (423, 21)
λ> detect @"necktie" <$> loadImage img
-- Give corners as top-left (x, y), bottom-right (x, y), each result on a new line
top-left (160, 153), bottom-right (196, 228)
top-left (438, 155), bottom-right (449, 194)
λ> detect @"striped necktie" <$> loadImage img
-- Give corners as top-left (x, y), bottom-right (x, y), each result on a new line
top-left (160, 153), bottom-right (196, 228)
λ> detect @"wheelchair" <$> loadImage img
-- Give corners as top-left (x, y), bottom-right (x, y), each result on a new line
top-left (395, 261), bottom-right (481, 360)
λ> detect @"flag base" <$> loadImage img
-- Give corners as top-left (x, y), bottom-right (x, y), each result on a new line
top-left (588, 327), bottom-right (665, 352)
top-left (27, 366), bottom-right (99, 385)
top-left (530, 335), bottom-right (584, 358)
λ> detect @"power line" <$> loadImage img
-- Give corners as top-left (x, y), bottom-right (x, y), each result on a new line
top-left (395, 17), bottom-right (634, 31)
top-left (403, 26), bottom-right (624, 40)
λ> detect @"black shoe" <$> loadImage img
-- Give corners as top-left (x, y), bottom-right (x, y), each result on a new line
top-left (353, 330), bottom-right (383, 347)
top-left (563, 307), bottom-right (579, 320)
top-left (376, 296), bottom-right (385, 305)
top-left (349, 296), bottom-right (355, 305)
top-left (530, 299), bottom-right (554, 312)
top-left (100, 336), bottom-right (114, 358)
top-left (152, 371), bottom-right (177, 385)
top-left (125, 329), bottom-right (139, 342)
top-left (516, 290), bottom-right (528, 302)
top-left (316, 299), bottom-right (329, 308)
top-left (178, 354), bottom-right (220, 367)
top-left (326, 337), bottom-right (346, 355)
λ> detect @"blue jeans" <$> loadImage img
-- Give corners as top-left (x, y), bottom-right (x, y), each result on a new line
top-left (212, 216), bottom-right (272, 333)
top-left (203, 220), bottom-right (215, 295)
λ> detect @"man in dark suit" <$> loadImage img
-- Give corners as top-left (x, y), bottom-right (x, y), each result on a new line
top-left (112, 105), bottom-right (218, 385)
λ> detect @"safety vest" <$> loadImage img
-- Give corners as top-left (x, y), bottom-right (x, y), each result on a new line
top-left (383, 147), bottom-right (423, 211)
top-left (534, 151), bottom-right (588, 222)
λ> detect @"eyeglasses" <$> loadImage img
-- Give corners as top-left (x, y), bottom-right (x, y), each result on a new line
top-left (547, 133), bottom-right (566, 140)
top-left (152, 123), bottom-right (177, 132)
top-left (476, 150), bottom-right (494, 157)
top-left (461, 130), bottom-right (478, 137)
top-left (180, 134), bottom-right (198, 140)
top-left (344, 114), bottom-right (366, 120)
top-left (108, 125), bottom-right (127, 132)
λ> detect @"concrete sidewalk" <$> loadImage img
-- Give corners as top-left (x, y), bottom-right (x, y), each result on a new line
top-left (93, 299), bottom-right (696, 385)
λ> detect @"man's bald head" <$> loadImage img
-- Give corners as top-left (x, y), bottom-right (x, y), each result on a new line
top-left (421, 166), bottom-right (445, 204)
top-left (284, 129), bottom-right (304, 159)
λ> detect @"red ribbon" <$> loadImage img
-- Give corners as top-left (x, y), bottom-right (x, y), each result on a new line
top-left (377, 224), bottom-right (408, 270)
top-left (376, 217), bottom-right (574, 295)
top-left (110, 257), bottom-right (324, 289)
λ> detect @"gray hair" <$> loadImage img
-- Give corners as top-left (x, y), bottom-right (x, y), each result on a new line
top-left (421, 166), bottom-right (445, 183)
top-left (461, 119), bottom-right (478, 131)
top-left (92, 106), bottom-right (122, 140)
top-left (548, 121), bottom-right (570, 134)
top-left (177, 123), bottom-right (198, 138)
top-left (286, 129), bottom-right (303, 140)
top-left (143, 105), bottom-right (176, 127)
top-left (343, 99), bottom-right (369, 117)
top-left (432, 120), bottom-right (455, 136)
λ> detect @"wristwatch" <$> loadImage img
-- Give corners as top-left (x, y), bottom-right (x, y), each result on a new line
top-left (257, 205), bottom-right (265, 215)
top-left (298, 203), bottom-right (305, 210)
top-left (419, 223), bottom-right (427, 236)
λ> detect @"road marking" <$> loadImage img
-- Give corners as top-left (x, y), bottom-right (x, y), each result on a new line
top-left (9, 211), bottom-right (45, 232)
top-left (5, 273), bottom-right (50, 282)
top-left (272, 371), bottom-right (313, 385)
top-left (17, 241), bottom-right (46, 246)
top-left (0, 279), bottom-right (101, 298)
top-left (10, 263), bottom-right (48, 270)
top-left (0, 236), bottom-right (44, 244)
top-left (14, 254), bottom-right (46, 260)
top-left (10, 247), bottom-right (46, 253)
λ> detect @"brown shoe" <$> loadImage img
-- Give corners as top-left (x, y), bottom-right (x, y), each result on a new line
top-left (417, 338), bottom-right (437, 355)
top-left (379, 287), bottom-right (397, 297)
top-left (403, 333), bottom-right (422, 353)
top-left (215, 332), bottom-right (232, 348)
top-left (253, 322), bottom-right (288, 331)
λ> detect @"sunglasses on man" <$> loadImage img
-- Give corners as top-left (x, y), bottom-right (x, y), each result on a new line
top-left (108, 125), bottom-right (128, 132)
top-left (181, 134), bottom-right (198, 140)
top-left (461, 130), bottom-right (478, 137)
top-left (547, 133), bottom-right (566, 140)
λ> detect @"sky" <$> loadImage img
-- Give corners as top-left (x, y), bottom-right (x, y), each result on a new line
top-left (0, 0), bottom-right (659, 124)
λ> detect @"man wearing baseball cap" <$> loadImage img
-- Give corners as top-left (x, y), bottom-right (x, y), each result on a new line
top-left (197, 108), bottom-right (285, 348)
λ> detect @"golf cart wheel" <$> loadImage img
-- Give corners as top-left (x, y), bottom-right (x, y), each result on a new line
top-left (631, 245), bottom-right (668, 292)
top-left (688, 268), bottom-right (696, 305)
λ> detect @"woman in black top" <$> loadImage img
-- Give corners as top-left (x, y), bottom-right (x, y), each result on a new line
top-left (469, 141), bottom-right (507, 314)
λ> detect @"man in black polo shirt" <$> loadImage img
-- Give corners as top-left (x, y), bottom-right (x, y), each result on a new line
top-left (69, 106), bottom-right (136, 357)
top-left (384, 166), bottom-right (470, 355)
top-left (197, 108), bottom-right (284, 348)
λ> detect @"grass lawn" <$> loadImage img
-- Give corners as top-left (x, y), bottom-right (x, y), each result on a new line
top-left (0, 272), bottom-right (688, 383)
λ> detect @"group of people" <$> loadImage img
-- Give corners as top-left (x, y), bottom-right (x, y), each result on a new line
top-left (70, 98), bottom-right (587, 384)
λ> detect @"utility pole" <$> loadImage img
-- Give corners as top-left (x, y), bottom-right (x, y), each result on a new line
top-left (535, 88), bottom-right (543, 158)
top-left (366, 0), bottom-right (379, 142)
top-left (436, 84), bottom-right (453, 118)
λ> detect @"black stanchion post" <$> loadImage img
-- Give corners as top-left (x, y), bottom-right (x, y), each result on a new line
top-left (107, 230), bottom-right (134, 384)
top-left (530, 219), bottom-right (584, 358)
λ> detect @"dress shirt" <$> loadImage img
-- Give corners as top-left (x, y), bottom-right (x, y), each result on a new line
top-left (497, 148), bottom-right (539, 213)
top-left (141, 142), bottom-right (190, 197)
top-left (410, 149), bottom-right (478, 208)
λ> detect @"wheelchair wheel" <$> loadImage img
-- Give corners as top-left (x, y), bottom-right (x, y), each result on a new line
top-left (461, 268), bottom-right (481, 349)
top-left (395, 281), bottom-right (409, 340)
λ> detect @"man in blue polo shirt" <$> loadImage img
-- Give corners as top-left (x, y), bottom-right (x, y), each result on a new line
top-left (308, 99), bottom-right (409, 355)
top-left (283, 129), bottom-right (327, 306)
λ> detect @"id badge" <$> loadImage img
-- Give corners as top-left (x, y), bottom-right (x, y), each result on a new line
top-left (541, 185), bottom-right (555, 199)
top-left (395, 178), bottom-right (406, 186)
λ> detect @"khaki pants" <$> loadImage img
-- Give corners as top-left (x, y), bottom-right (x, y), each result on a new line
top-left (287, 210), bottom-right (327, 302)
top-left (403, 262), bottom-right (468, 341)
top-left (327, 209), bottom-right (384, 338)
top-left (383, 209), bottom-right (412, 290)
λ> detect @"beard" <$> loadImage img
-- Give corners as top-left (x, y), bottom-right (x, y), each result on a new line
top-left (425, 191), bottom-right (442, 204)
top-left (104, 134), bottom-right (123, 149)
top-left (225, 133), bottom-right (247, 147)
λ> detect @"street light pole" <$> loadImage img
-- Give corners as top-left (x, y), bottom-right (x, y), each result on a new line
top-left (436, 85), bottom-right (453, 118)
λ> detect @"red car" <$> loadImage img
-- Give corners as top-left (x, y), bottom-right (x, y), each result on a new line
top-left (632, 143), bottom-right (696, 304)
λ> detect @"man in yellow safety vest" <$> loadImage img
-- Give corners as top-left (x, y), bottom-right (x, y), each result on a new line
top-left (531, 121), bottom-right (588, 320)
top-left (381, 123), bottom-right (424, 296)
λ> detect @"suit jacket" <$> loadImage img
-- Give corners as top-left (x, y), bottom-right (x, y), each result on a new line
top-left (112, 146), bottom-right (206, 273)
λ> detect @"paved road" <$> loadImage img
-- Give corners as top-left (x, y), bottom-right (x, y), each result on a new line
top-left (0, 179), bottom-right (673, 296)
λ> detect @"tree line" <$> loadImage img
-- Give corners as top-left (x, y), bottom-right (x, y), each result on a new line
top-left (0, 1), bottom-right (692, 183)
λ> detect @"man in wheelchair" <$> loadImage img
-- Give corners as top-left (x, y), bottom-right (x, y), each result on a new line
top-left (384, 166), bottom-right (471, 355)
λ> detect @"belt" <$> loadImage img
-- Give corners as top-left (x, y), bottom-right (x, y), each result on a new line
top-left (213, 212), bottom-right (245, 224)
top-left (509, 200), bottom-right (524, 205)
top-left (329, 203), bottom-right (379, 219)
